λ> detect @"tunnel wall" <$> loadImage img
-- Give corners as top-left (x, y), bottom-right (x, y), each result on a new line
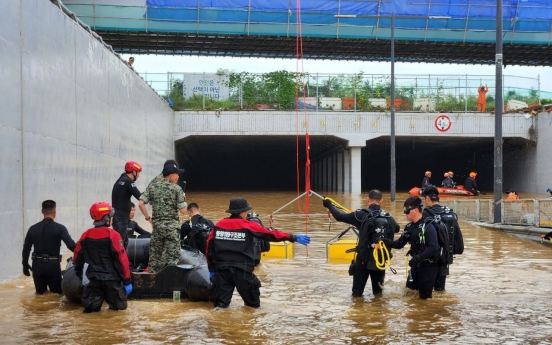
top-left (504, 112), bottom-right (550, 195)
top-left (0, 0), bottom-right (174, 282)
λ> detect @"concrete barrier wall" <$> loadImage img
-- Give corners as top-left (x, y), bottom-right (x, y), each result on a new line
top-left (504, 112), bottom-right (548, 194)
top-left (0, 0), bottom-right (174, 282)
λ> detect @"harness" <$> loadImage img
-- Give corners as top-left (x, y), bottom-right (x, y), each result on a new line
top-left (32, 253), bottom-right (62, 262)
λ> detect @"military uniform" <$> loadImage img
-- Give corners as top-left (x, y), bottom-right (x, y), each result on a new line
top-left (140, 179), bottom-right (186, 273)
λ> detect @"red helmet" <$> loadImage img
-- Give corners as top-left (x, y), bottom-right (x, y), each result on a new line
top-left (90, 201), bottom-right (114, 221)
top-left (125, 161), bottom-right (142, 173)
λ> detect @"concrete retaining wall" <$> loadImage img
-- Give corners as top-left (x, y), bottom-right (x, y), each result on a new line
top-left (504, 112), bottom-right (549, 194)
top-left (0, 0), bottom-right (174, 282)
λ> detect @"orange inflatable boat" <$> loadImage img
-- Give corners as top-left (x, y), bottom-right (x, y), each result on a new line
top-left (409, 185), bottom-right (476, 197)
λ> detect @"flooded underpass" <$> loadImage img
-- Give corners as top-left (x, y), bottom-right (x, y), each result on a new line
top-left (2, 192), bottom-right (552, 344)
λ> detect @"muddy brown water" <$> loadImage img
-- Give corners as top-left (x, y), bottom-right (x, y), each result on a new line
top-left (2, 191), bottom-right (552, 344)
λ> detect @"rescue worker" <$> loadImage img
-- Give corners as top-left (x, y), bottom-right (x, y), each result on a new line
top-left (477, 84), bottom-right (489, 112)
top-left (126, 202), bottom-right (151, 239)
top-left (112, 160), bottom-right (145, 248)
top-left (206, 197), bottom-right (310, 308)
top-left (22, 200), bottom-right (76, 294)
top-left (73, 202), bottom-right (132, 312)
top-left (422, 171), bottom-right (432, 189)
top-left (442, 171), bottom-right (456, 188)
top-left (464, 172), bottom-right (479, 195)
top-left (323, 190), bottom-right (399, 297)
top-left (506, 189), bottom-right (519, 201)
top-left (142, 159), bottom-right (185, 225)
top-left (382, 197), bottom-right (439, 299)
top-left (139, 163), bottom-right (187, 274)
top-left (180, 203), bottom-right (214, 255)
top-left (421, 187), bottom-right (464, 291)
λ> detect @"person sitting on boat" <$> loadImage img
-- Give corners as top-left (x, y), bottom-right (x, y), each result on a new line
top-left (206, 197), bottom-right (310, 309)
top-left (506, 189), bottom-right (519, 201)
top-left (442, 172), bottom-right (456, 188)
top-left (126, 202), bottom-right (151, 239)
top-left (180, 202), bottom-right (214, 255)
top-left (422, 171), bottom-right (433, 189)
top-left (463, 172), bottom-right (479, 196)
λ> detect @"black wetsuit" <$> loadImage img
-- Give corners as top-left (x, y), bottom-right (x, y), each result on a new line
top-left (423, 205), bottom-right (464, 291)
top-left (326, 203), bottom-right (400, 297)
top-left (126, 220), bottom-right (151, 239)
top-left (111, 173), bottom-right (141, 247)
top-left (22, 218), bottom-right (76, 294)
top-left (386, 218), bottom-right (439, 299)
top-left (464, 177), bottom-right (478, 195)
top-left (442, 177), bottom-right (455, 188)
top-left (181, 214), bottom-right (214, 255)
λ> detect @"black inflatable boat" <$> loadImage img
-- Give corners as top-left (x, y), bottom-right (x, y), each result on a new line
top-left (61, 238), bottom-right (212, 303)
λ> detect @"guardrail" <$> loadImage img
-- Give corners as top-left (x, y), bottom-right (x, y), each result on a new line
top-left (142, 72), bottom-right (549, 113)
top-left (439, 199), bottom-right (552, 227)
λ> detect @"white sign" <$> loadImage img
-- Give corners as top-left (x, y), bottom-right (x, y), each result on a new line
top-left (183, 73), bottom-right (230, 101)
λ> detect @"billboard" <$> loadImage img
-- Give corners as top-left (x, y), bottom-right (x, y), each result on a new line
top-left (183, 73), bottom-right (230, 101)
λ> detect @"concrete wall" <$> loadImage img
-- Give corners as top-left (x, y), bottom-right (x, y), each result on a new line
top-left (504, 112), bottom-right (551, 194)
top-left (0, 0), bottom-right (174, 282)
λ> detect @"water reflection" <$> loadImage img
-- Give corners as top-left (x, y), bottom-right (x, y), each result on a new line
top-left (2, 191), bottom-right (552, 344)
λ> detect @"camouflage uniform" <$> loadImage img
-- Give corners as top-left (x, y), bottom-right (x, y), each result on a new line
top-left (140, 179), bottom-right (187, 273)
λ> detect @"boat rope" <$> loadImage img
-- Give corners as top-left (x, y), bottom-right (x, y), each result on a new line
top-left (373, 240), bottom-right (391, 270)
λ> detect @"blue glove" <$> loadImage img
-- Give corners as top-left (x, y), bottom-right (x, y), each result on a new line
top-left (124, 284), bottom-right (133, 295)
top-left (209, 272), bottom-right (216, 279)
top-left (295, 234), bottom-right (310, 245)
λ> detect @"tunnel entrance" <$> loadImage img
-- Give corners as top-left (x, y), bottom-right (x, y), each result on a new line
top-left (176, 135), bottom-right (528, 192)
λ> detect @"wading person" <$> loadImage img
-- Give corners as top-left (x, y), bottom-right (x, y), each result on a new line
top-left (382, 197), bottom-right (439, 299)
top-left (180, 202), bottom-right (214, 255)
top-left (112, 161), bottom-right (144, 248)
top-left (22, 200), bottom-right (76, 294)
top-left (421, 187), bottom-right (464, 291)
top-left (139, 163), bottom-right (186, 273)
top-left (206, 197), bottom-right (310, 308)
top-left (323, 190), bottom-right (399, 298)
top-left (73, 202), bottom-right (132, 313)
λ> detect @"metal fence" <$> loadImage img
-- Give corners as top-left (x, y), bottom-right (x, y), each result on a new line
top-left (437, 199), bottom-right (552, 227)
top-left (142, 72), bottom-right (546, 112)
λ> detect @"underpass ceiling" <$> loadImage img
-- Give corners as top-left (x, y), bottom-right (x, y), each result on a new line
top-left (98, 31), bottom-right (552, 66)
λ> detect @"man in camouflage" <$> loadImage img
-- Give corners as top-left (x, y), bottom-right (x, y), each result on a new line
top-left (139, 163), bottom-right (187, 273)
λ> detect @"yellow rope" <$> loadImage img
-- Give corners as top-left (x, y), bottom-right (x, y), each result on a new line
top-left (373, 240), bottom-right (391, 270)
top-left (323, 197), bottom-right (351, 213)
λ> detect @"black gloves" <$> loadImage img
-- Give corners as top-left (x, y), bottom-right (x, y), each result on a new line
top-left (22, 262), bottom-right (31, 277)
top-left (381, 238), bottom-right (392, 247)
top-left (408, 255), bottom-right (421, 268)
top-left (322, 198), bottom-right (332, 208)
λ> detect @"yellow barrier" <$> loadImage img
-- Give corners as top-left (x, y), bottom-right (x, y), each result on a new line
top-left (262, 241), bottom-right (293, 259)
top-left (326, 238), bottom-right (356, 260)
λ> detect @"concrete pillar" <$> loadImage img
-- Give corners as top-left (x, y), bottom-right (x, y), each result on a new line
top-left (343, 149), bottom-right (351, 192)
top-left (337, 151), bottom-right (343, 192)
top-left (322, 157), bottom-right (328, 191)
top-left (350, 146), bottom-right (362, 194)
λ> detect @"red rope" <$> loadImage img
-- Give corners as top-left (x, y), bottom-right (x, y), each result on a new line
top-left (294, 0), bottom-right (310, 249)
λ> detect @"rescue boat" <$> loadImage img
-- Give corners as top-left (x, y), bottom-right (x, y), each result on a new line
top-left (409, 185), bottom-right (476, 197)
top-left (61, 238), bottom-right (212, 303)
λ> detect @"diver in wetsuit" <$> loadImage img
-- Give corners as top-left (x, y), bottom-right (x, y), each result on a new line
top-left (22, 200), bottom-right (76, 294)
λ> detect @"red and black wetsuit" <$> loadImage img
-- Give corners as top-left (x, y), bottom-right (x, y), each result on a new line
top-left (73, 226), bottom-right (131, 312)
top-left (206, 215), bottom-right (297, 308)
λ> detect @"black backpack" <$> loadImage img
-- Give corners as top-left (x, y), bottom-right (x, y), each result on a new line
top-left (186, 218), bottom-right (212, 253)
top-left (356, 209), bottom-right (394, 270)
top-left (422, 211), bottom-right (453, 266)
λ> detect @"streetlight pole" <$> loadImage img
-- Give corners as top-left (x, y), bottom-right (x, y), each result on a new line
top-left (494, 1), bottom-right (503, 223)
top-left (390, 13), bottom-right (396, 201)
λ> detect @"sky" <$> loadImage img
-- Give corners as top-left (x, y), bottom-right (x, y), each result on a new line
top-left (121, 54), bottom-right (552, 96)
